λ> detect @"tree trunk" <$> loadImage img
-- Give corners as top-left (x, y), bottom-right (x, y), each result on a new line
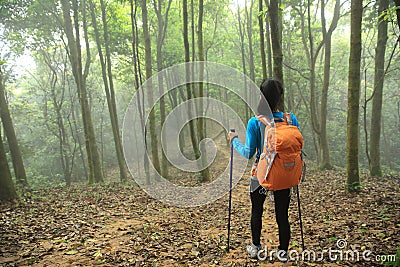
top-left (40, 50), bottom-right (73, 186)
top-left (245, 0), bottom-right (255, 82)
top-left (82, 0), bottom-right (104, 183)
top-left (130, 0), bottom-right (149, 182)
top-left (346, 0), bottom-right (363, 192)
top-left (319, 0), bottom-right (341, 170)
top-left (264, 0), bottom-right (273, 77)
top-left (88, 0), bottom-right (128, 182)
top-left (154, 0), bottom-right (172, 178)
top-left (305, 0), bottom-right (321, 139)
top-left (285, 32), bottom-right (293, 111)
top-left (295, 0), bottom-right (338, 169)
top-left (259, 0), bottom-right (267, 79)
top-left (100, 0), bottom-right (127, 182)
top-left (60, 0), bottom-right (103, 184)
top-left (370, 0), bottom-right (389, 177)
top-left (183, 0), bottom-right (201, 165)
top-left (52, 69), bottom-right (72, 186)
top-left (197, 0), bottom-right (211, 182)
top-left (268, 0), bottom-right (284, 110)
top-left (237, 0), bottom-right (249, 120)
top-left (0, 126), bottom-right (17, 201)
top-left (0, 67), bottom-right (27, 187)
top-left (296, 2), bottom-right (322, 145)
top-left (71, 101), bottom-right (88, 180)
top-left (141, 0), bottom-right (161, 177)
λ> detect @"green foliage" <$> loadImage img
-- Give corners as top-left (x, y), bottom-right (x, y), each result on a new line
top-left (0, 0), bottom-right (399, 187)
top-left (346, 181), bottom-right (363, 192)
top-left (385, 246), bottom-right (400, 266)
top-left (379, 6), bottom-right (400, 21)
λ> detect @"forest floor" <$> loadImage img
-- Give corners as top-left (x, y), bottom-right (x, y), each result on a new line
top-left (0, 167), bottom-right (399, 267)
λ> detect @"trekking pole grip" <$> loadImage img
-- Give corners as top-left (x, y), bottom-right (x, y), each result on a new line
top-left (230, 128), bottom-right (235, 133)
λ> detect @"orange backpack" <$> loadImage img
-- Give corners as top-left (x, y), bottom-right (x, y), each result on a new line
top-left (253, 113), bottom-right (304, 191)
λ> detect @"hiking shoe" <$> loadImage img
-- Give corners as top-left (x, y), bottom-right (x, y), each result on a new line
top-left (246, 243), bottom-right (262, 259)
top-left (275, 249), bottom-right (289, 262)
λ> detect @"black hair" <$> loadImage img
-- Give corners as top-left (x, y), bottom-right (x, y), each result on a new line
top-left (257, 78), bottom-right (283, 115)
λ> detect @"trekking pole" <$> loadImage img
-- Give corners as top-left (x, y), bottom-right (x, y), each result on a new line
top-left (296, 185), bottom-right (305, 251)
top-left (227, 128), bottom-right (235, 253)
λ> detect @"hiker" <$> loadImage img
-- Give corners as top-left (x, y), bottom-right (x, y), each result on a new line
top-left (228, 78), bottom-right (299, 260)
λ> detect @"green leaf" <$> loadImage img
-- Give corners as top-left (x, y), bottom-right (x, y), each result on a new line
top-left (94, 250), bottom-right (102, 259)
top-left (329, 237), bottom-right (338, 242)
top-left (65, 250), bottom-right (78, 255)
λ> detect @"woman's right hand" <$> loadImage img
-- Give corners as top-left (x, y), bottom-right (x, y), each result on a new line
top-left (228, 131), bottom-right (238, 143)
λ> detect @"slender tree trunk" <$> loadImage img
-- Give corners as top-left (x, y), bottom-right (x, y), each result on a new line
top-left (0, 68), bottom-right (27, 187)
top-left (197, 0), bottom-right (210, 182)
top-left (264, 0), bottom-right (273, 77)
top-left (183, 0), bottom-right (201, 165)
top-left (296, 0), bottom-right (336, 169)
top-left (166, 72), bottom-right (186, 156)
top-left (285, 30), bottom-right (293, 111)
top-left (346, 0), bottom-right (363, 192)
top-left (141, 0), bottom-right (161, 177)
top-left (130, 0), bottom-right (149, 181)
top-left (60, 0), bottom-right (103, 184)
top-left (305, 0), bottom-right (321, 138)
top-left (296, 3), bottom-right (321, 142)
top-left (154, 0), bottom-right (172, 178)
top-left (237, 0), bottom-right (249, 120)
top-left (370, 0), bottom-right (389, 177)
top-left (100, 0), bottom-right (127, 182)
top-left (41, 50), bottom-right (73, 186)
top-left (319, 0), bottom-right (340, 170)
top-left (245, 0), bottom-right (255, 82)
top-left (268, 0), bottom-right (284, 110)
top-left (71, 101), bottom-right (88, 180)
top-left (259, 0), bottom-right (267, 79)
top-left (381, 119), bottom-right (392, 169)
top-left (88, 0), bottom-right (128, 182)
top-left (190, 0), bottom-right (195, 62)
top-left (100, 101), bottom-right (105, 176)
top-left (51, 73), bottom-right (72, 186)
top-left (82, 0), bottom-right (104, 183)
top-left (0, 126), bottom-right (17, 201)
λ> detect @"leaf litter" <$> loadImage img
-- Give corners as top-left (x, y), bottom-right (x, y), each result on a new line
top-left (0, 166), bottom-right (399, 266)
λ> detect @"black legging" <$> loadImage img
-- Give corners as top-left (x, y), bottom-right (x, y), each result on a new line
top-left (250, 186), bottom-right (291, 251)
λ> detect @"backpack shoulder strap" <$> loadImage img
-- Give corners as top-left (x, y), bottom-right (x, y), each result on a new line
top-left (256, 115), bottom-right (273, 126)
top-left (283, 113), bottom-right (292, 125)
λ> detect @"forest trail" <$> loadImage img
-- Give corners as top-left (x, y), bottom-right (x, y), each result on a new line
top-left (1, 168), bottom-right (399, 266)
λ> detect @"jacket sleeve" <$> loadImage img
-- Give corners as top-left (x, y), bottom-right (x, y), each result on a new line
top-left (231, 118), bottom-right (259, 159)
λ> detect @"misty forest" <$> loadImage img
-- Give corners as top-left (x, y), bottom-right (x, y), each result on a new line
top-left (0, 0), bottom-right (399, 266)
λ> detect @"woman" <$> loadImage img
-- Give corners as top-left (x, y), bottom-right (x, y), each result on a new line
top-left (228, 78), bottom-right (299, 260)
